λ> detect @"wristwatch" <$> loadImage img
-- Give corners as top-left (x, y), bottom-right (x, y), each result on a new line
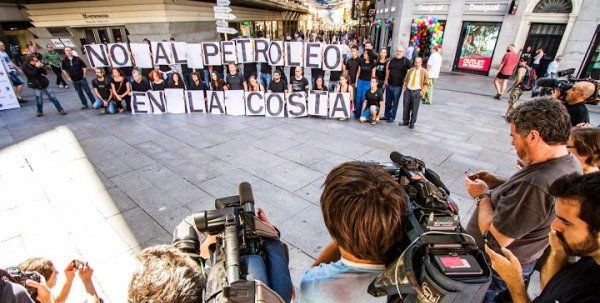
top-left (475, 192), bottom-right (491, 206)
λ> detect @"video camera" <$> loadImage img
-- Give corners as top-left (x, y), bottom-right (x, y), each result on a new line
top-left (172, 182), bottom-right (293, 303)
top-left (535, 68), bottom-right (600, 105)
top-left (368, 152), bottom-right (492, 303)
top-left (1, 267), bottom-right (42, 303)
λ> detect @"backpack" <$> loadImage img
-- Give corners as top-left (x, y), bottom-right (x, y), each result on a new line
top-left (519, 66), bottom-right (537, 91)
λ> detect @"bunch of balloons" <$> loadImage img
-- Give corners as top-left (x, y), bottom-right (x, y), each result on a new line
top-left (409, 15), bottom-right (444, 53)
top-left (374, 19), bottom-right (383, 29)
top-left (385, 18), bottom-right (395, 30)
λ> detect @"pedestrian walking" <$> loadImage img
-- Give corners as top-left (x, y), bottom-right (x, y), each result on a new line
top-left (423, 45), bottom-right (442, 105)
top-left (493, 44), bottom-right (519, 100)
top-left (400, 57), bottom-right (428, 129)
top-left (505, 58), bottom-right (531, 119)
top-left (22, 54), bottom-right (67, 117)
top-left (62, 47), bottom-right (95, 109)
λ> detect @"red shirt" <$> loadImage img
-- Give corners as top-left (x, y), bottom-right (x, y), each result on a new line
top-left (499, 51), bottom-right (518, 75)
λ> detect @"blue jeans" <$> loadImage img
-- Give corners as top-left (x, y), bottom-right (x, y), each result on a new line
top-left (72, 78), bottom-right (95, 106)
top-left (260, 73), bottom-right (272, 91)
top-left (34, 87), bottom-right (63, 113)
top-left (92, 99), bottom-right (117, 114)
top-left (385, 85), bottom-right (402, 120)
top-left (355, 79), bottom-right (370, 118)
top-left (484, 260), bottom-right (537, 303)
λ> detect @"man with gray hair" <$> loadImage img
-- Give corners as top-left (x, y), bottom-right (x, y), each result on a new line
top-left (382, 45), bottom-right (411, 122)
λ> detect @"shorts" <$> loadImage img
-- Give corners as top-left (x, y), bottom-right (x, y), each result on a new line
top-left (8, 71), bottom-right (25, 86)
top-left (496, 72), bottom-right (511, 80)
top-left (360, 105), bottom-right (380, 120)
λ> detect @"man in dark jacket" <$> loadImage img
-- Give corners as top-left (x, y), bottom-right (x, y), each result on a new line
top-left (22, 54), bottom-right (67, 117)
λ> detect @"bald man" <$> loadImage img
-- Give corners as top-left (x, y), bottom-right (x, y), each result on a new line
top-left (563, 81), bottom-right (595, 127)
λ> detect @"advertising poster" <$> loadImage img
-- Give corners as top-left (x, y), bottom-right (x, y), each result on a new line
top-left (455, 22), bottom-right (501, 74)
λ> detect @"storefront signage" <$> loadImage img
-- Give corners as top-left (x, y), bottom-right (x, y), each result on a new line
top-left (455, 22), bottom-right (501, 75)
top-left (417, 4), bottom-right (446, 13)
top-left (214, 12), bottom-right (236, 20)
top-left (216, 20), bottom-right (229, 27)
top-left (81, 13), bottom-right (110, 24)
top-left (217, 0), bottom-right (231, 6)
top-left (213, 6), bottom-right (232, 13)
top-left (468, 3), bottom-right (501, 12)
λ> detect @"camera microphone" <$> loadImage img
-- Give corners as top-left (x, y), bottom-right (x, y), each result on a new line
top-left (389, 151), bottom-right (404, 164)
top-left (238, 182), bottom-right (255, 214)
top-left (536, 77), bottom-right (559, 88)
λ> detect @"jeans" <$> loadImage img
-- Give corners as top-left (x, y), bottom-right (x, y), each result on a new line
top-left (50, 66), bottom-right (67, 86)
top-left (402, 89), bottom-right (421, 126)
top-left (355, 79), bottom-right (370, 118)
top-left (260, 73), bottom-right (272, 91)
top-left (385, 85), bottom-right (402, 120)
top-left (34, 87), bottom-right (63, 113)
top-left (484, 260), bottom-right (537, 303)
top-left (92, 99), bottom-right (117, 114)
top-left (72, 78), bottom-right (95, 106)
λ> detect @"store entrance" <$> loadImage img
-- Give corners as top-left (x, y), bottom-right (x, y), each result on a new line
top-left (523, 23), bottom-right (566, 76)
top-left (83, 27), bottom-right (128, 45)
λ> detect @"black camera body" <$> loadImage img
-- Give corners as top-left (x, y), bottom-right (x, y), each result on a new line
top-left (368, 152), bottom-right (492, 303)
top-left (536, 68), bottom-right (600, 105)
top-left (3, 267), bottom-right (42, 303)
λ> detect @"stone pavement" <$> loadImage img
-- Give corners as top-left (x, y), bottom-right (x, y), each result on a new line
top-left (0, 71), bottom-right (598, 302)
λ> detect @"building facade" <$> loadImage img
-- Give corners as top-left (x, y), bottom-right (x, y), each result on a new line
top-left (371, 0), bottom-right (599, 78)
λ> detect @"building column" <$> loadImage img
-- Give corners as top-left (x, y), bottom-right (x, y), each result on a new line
top-left (439, 0), bottom-right (465, 72)
top-left (391, 0), bottom-right (414, 48)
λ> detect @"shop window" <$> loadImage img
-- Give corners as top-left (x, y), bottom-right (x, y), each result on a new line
top-left (580, 25), bottom-right (600, 79)
top-left (533, 0), bottom-right (572, 14)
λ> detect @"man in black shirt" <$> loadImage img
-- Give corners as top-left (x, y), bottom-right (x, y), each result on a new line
top-left (61, 47), bottom-right (95, 109)
top-left (225, 63), bottom-right (247, 91)
top-left (343, 45), bottom-right (361, 85)
top-left (288, 66), bottom-right (309, 93)
top-left (268, 69), bottom-right (287, 93)
top-left (131, 70), bottom-right (152, 92)
top-left (487, 172), bottom-right (600, 303)
top-left (91, 68), bottom-right (114, 113)
top-left (562, 81), bottom-right (594, 126)
top-left (383, 46), bottom-right (411, 122)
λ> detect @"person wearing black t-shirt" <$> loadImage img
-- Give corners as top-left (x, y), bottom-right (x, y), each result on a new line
top-left (359, 77), bottom-right (384, 125)
top-left (313, 75), bottom-right (328, 91)
top-left (189, 72), bottom-right (207, 91)
top-left (354, 51), bottom-right (375, 118)
top-left (289, 66), bottom-right (309, 93)
top-left (61, 47), bottom-right (95, 109)
top-left (110, 68), bottom-right (131, 113)
top-left (383, 46), bottom-right (411, 122)
top-left (374, 48), bottom-right (388, 88)
top-left (225, 63), bottom-right (247, 91)
top-left (148, 70), bottom-right (165, 91)
top-left (562, 81), bottom-right (595, 127)
top-left (343, 45), bottom-right (361, 85)
top-left (167, 73), bottom-right (185, 89)
top-left (487, 172), bottom-right (600, 303)
top-left (91, 68), bottom-right (116, 114)
top-left (268, 69), bottom-right (287, 93)
top-left (131, 70), bottom-right (151, 92)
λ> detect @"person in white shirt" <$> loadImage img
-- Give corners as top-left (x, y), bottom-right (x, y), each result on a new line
top-left (423, 45), bottom-right (442, 105)
top-left (545, 55), bottom-right (561, 78)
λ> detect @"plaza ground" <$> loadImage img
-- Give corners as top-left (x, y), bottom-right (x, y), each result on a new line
top-left (1, 70), bottom-right (598, 302)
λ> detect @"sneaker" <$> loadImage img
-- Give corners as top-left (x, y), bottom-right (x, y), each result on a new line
top-left (64, 85), bottom-right (69, 89)
top-left (81, 105), bottom-right (89, 109)
top-left (101, 109), bottom-right (106, 114)
top-left (398, 122), bottom-right (409, 126)
top-left (339, 117), bottom-right (347, 121)
top-left (493, 94), bottom-right (501, 100)
top-left (17, 97), bottom-right (26, 103)
top-left (36, 112), bottom-right (43, 117)
top-left (380, 116), bottom-right (389, 121)
top-left (58, 84), bottom-right (64, 88)
top-left (409, 125), bottom-right (415, 129)
top-left (59, 110), bottom-right (67, 115)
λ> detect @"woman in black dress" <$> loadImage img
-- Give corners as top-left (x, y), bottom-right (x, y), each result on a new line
top-left (110, 68), bottom-right (132, 113)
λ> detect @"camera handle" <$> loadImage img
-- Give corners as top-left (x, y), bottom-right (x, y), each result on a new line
top-left (224, 217), bottom-right (241, 283)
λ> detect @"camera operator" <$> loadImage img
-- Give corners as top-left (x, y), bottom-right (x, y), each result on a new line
top-left (464, 97), bottom-right (582, 303)
top-left (299, 161), bottom-right (407, 303)
top-left (486, 172), bottom-right (600, 303)
top-left (558, 81), bottom-right (596, 127)
top-left (128, 244), bottom-right (205, 303)
top-left (1, 268), bottom-right (54, 303)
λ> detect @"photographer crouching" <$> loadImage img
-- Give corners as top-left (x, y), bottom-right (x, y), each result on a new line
top-left (464, 97), bottom-right (582, 302)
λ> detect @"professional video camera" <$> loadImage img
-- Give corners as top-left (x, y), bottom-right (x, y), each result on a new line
top-left (368, 152), bottom-right (492, 303)
top-left (0, 267), bottom-right (42, 303)
top-left (172, 182), bottom-right (293, 303)
top-left (535, 68), bottom-right (600, 105)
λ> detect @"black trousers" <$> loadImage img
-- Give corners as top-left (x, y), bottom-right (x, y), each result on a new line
top-left (402, 89), bottom-right (421, 126)
top-left (51, 65), bottom-right (67, 86)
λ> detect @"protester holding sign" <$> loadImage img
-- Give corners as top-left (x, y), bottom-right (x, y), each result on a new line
top-left (167, 73), bottom-right (185, 89)
top-left (189, 72), bottom-right (207, 91)
top-left (313, 76), bottom-right (328, 92)
top-left (62, 47), bottom-right (95, 109)
top-left (355, 51), bottom-right (375, 118)
top-left (359, 77), bottom-right (384, 125)
top-left (343, 45), bottom-right (361, 85)
top-left (110, 68), bottom-right (132, 113)
top-left (131, 70), bottom-right (151, 92)
top-left (224, 63), bottom-right (247, 91)
top-left (43, 44), bottom-right (68, 88)
top-left (209, 71), bottom-right (226, 91)
top-left (91, 68), bottom-right (116, 114)
top-left (289, 67), bottom-right (309, 93)
top-left (23, 54), bottom-right (67, 117)
top-left (268, 70), bottom-right (287, 93)
top-left (148, 70), bottom-right (166, 91)
top-left (335, 74), bottom-right (354, 121)
top-left (247, 76), bottom-right (264, 92)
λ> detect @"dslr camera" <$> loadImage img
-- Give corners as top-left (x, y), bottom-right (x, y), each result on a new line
top-left (172, 182), bottom-right (293, 303)
top-left (1, 267), bottom-right (42, 303)
top-left (368, 152), bottom-right (492, 303)
top-left (535, 68), bottom-right (600, 104)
